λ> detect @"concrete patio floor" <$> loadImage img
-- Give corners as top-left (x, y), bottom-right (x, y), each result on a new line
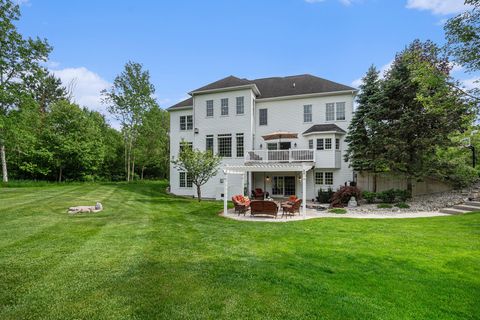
top-left (221, 208), bottom-right (450, 222)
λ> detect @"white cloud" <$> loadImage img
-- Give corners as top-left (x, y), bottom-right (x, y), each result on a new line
top-left (14, 0), bottom-right (30, 6)
top-left (461, 77), bottom-right (480, 90)
top-left (51, 67), bottom-right (111, 114)
top-left (406, 0), bottom-right (471, 15)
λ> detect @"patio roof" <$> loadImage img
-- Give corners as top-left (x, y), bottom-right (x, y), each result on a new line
top-left (223, 163), bottom-right (314, 174)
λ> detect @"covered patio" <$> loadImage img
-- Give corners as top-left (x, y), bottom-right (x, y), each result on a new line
top-left (222, 163), bottom-right (314, 217)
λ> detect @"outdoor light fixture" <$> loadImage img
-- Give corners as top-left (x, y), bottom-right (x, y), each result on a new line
top-left (266, 176), bottom-right (270, 181)
top-left (260, 144), bottom-right (263, 149)
top-left (294, 143), bottom-right (297, 148)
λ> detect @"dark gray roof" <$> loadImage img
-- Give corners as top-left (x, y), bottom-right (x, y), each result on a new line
top-left (303, 124), bottom-right (346, 135)
top-left (168, 74), bottom-right (356, 110)
top-left (253, 74), bottom-right (355, 99)
top-left (190, 75), bottom-right (253, 93)
top-left (168, 97), bottom-right (193, 110)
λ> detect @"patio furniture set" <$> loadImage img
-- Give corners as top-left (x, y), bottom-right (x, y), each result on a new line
top-left (232, 191), bottom-right (302, 218)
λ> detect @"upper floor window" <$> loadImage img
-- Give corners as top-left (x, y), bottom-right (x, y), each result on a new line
top-left (206, 135), bottom-right (214, 153)
top-left (259, 108), bottom-right (268, 126)
top-left (236, 97), bottom-right (244, 115)
top-left (221, 98), bottom-right (229, 116)
top-left (335, 138), bottom-right (340, 150)
top-left (217, 134), bottom-right (232, 157)
top-left (336, 102), bottom-right (346, 120)
top-left (326, 102), bottom-right (346, 121)
top-left (180, 115), bottom-right (193, 130)
top-left (206, 100), bottom-right (214, 117)
top-left (316, 139), bottom-right (324, 150)
top-left (308, 139), bottom-right (313, 149)
top-left (326, 103), bottom-right (335, 121)
top-left (303, 105), bottom-right (312, 123)
top-left (236, 133), bottom-right (244, 157)
top-left (325, 138), bottom-right (332, 150)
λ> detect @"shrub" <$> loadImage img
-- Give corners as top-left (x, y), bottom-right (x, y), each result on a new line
top-left (362, 191), bottom-right (377, 204)
top-left (330, 186), bottom-right (362, 208)
top-left (395, 189), bottom-right (411, 202)
top-left (395, 202), bottom-right (410, 209)
top-left (328, 208), bottom-right (347, 214)
top-left (377, 203), bottom-right (393, 208)
top-left (316, 188), bottom-right (334, 203)
top-left (377, 189), bottom-right (396, 203)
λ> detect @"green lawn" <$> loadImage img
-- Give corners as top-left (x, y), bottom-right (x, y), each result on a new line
top-left (0, 181), bottom-right (479, 319)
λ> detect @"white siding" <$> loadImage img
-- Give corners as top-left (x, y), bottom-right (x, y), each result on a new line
top-left (169, 90), bottom-right (356, 199)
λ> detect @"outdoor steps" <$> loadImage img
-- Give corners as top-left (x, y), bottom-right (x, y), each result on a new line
top-left (439, 201), bottom-right (480, 215)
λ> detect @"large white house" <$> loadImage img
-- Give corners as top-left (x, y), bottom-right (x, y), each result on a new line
top-left (167, 74), bottom-right (357, 209)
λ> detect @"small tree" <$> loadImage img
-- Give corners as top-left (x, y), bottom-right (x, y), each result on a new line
top-left (101, 61), bottom-right (157, 182)
top-left (172, 142), bottom-right (222, 201)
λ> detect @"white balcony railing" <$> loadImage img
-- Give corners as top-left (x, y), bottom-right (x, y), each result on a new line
top-left (245, 149), bottom-right (315, 163)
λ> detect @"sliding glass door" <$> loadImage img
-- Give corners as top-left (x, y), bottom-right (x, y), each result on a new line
top-left (272, 176), bottom-right (296, 196)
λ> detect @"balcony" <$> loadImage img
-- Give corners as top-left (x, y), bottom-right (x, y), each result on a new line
top-left (245, 149), bottom-right (315, 163)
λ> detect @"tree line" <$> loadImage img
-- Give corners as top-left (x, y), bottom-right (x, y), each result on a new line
top-left (346, 0), bottom-right (480, 192)
top-left (0, 0), bottom-right (169, 183)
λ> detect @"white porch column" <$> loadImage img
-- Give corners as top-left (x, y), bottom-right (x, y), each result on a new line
top-left (224, 171), bottom-right (228, 215)
top-left (241, 172), bottom-right (245, 196)
top-left (302, 169), bottom-right (307, 217)
top-left (248, 171), bottom-right (252, 198)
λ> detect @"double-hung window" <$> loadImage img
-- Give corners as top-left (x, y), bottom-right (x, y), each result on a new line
top-left (206, 100), bottom-right (214, 117)
top-left (324, 172), bottom-right (333, 185)
top-left (326, 103), bottom-right (335, 121)
top-left (179, 141), bottom-right (193, 153)
top-left (303, 104), bottom-right (312, 123)
top-left (336, 102), bottom-right (345, 120)
top-left (221, 98), bottom-right (229, 116)
top-left (180, 115), bottom-right (193, 130)
top-left (236, 97), bottom-right (244, 115)
top-left (315, 172), bottom-right (324, 185)
top-left (206, 135), bottom-right (214, 153)
top-left (217, 134), bottom-right (232, 157)
top-left (259, 108), bottom-right (268, 125)
top-left (236, 133), bottom-right (244, 157)
top-left (315, 172), bottom-right (333, 185)
top-left (325, 138), bottom-right (332, 150)
top-left (308, 139), bottom-right (313, 149)
top-left (179, 172), bottom-right (193, 188)
top-left (335, 138), bottom-right (340, 150)
top-left (179, 116), bottom-right (186, 130)
top-left (316, 139), bottom-right (324, 150)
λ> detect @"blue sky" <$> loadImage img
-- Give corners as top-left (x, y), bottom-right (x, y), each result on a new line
top-left (16, 0), bottom-right (477, 118)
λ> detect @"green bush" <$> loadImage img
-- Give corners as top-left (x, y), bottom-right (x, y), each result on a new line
top-left (395, 189), bottom-right (411, 202)
top-left (395, 202), bottom-right (410, 209)
top-left (328, 208), bottom-right (347, 214)
top-left (362, 191), bottom-right (377, 203)
top-left (378, 189), bottom-right (396, 203)
top-left (377, 203), bottom-right (393, 209)
top-left (316, 188), bottom-right (334, 203)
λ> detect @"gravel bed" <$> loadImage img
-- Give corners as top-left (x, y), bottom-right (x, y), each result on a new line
top-left (346, 189), bottom-right (468, 214)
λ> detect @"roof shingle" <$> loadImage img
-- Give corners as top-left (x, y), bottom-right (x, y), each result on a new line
top-left (303, 124), bottom-right (346, 135)
top-left (168, 74), bottom-right (356, 110)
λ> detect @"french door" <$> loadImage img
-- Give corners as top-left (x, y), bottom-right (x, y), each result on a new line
top-left (272, 176), bottom-right (296, 196)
